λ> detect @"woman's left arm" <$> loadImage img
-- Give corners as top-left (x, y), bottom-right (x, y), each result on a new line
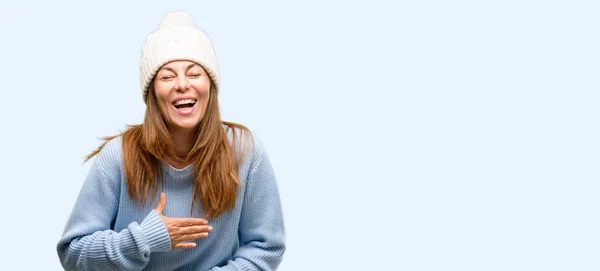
top-left (211, 140), bottom-right (286, 271)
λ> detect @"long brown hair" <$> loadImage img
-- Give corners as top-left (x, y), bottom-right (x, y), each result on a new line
top-left (86, 81), bottom-right (252, 218)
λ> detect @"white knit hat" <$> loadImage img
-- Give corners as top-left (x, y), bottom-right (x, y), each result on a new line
top-left (139, 11), bottom-right (219, 102)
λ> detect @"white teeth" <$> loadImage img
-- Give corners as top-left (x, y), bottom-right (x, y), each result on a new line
top-left (173, 99), bottom-right (196, 106)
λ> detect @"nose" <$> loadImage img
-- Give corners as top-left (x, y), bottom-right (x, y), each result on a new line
top-left (175, 73), bottom-right (190, 92)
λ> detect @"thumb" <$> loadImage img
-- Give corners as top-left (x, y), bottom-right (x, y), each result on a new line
top-left (154, 192), bottom-right (167, 214)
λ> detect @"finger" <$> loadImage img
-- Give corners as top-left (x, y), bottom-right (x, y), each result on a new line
top-left (172, 217), bottom-right (209, 226)
top-left (154, 193), bottom-right (167, 214)
top-left (173, 242), bottom-right (197, 249)
top-left (173, 225), bottom-right (213, 236)
top-left (174, 232), bottom-right (209, 243)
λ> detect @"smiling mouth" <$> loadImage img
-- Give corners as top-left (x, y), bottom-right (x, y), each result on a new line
top-left (172, 99), bottom-right (197, 109)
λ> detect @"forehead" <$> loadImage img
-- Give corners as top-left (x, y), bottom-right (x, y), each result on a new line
top-left (159, 60), bottom-right (202, 70)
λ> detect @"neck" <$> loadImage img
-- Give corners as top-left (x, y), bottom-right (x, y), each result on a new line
top-left (170, 128), bottom-right (195, 161)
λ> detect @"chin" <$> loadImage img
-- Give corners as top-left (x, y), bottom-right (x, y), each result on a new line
top-left (175, 124), bottom-right (199, 130)
top-left (172, 119), bottom-right (202, 130)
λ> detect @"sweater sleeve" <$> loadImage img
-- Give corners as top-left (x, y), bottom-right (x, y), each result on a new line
top-left (210, 136), bottom-right (286, 271)
top-left (56, 139), bottom-right (172, 271)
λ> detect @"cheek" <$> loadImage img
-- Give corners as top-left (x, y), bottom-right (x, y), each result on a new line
top-left (192, 83), bottom-right (211, 103)
top-left (152, 89), bottom-right (171, 116)
top-left (201, 91), bottom-right (211, 108)
top-left (153, 86), bottom-right (170, 103)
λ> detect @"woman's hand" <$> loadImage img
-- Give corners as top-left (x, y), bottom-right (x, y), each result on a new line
top-left (154, 193), bottom-right (213, 249)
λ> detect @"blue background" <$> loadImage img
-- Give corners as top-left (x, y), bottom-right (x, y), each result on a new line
top-left (0, 0), bottom-right (598, 270)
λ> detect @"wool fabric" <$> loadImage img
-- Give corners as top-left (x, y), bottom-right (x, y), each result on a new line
top-left (140, 11), bottom-right (220, 102)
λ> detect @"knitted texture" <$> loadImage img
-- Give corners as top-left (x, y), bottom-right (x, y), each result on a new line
top-left (140, 11), bottom-right (220, 102)
top-left (57, 131), bottom-right (285, 270)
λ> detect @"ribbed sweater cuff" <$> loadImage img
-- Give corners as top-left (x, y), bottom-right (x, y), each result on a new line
top-left (140, 210), bottom-right (172, 252)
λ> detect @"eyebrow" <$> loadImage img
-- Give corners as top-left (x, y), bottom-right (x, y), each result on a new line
top-left (160, 64), bottom-right (199, 73)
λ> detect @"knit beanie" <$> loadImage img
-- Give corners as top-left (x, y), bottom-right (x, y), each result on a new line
top-left (139, 11), bottom-right (219, 102)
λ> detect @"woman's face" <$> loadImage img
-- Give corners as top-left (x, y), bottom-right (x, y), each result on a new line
top-left (153, 60), bottom-right (211, 132)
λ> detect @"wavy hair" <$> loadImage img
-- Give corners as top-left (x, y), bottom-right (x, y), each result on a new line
top-left (85, 81), bottom-right (252, 218)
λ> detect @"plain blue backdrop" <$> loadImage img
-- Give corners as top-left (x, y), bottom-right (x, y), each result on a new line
top-left (0, 0), bottom-right (598, 270)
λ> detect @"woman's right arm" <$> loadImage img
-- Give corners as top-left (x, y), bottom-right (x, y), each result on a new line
top-left (56, 140), bottom-right (172, 271)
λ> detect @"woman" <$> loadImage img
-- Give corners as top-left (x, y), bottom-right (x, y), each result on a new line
top-left (57, 11), bottom-right (285, 271)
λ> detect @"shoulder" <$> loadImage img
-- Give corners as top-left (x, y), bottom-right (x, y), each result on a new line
top-left (223, 122), bottom-right (260, 150)
top-left (222, 123), bottom-right (267, 168)
top-left (81, 136), bottom-right (123, 196)
top-left (93, 135), bottom-right (124, 176)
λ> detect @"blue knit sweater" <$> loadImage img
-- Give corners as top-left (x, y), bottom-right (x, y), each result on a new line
top-left (57, 132), bottom-right (285, 270)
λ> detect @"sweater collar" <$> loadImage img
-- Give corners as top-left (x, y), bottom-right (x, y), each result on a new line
top-left (161, 162), bottom-right (194, 179)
